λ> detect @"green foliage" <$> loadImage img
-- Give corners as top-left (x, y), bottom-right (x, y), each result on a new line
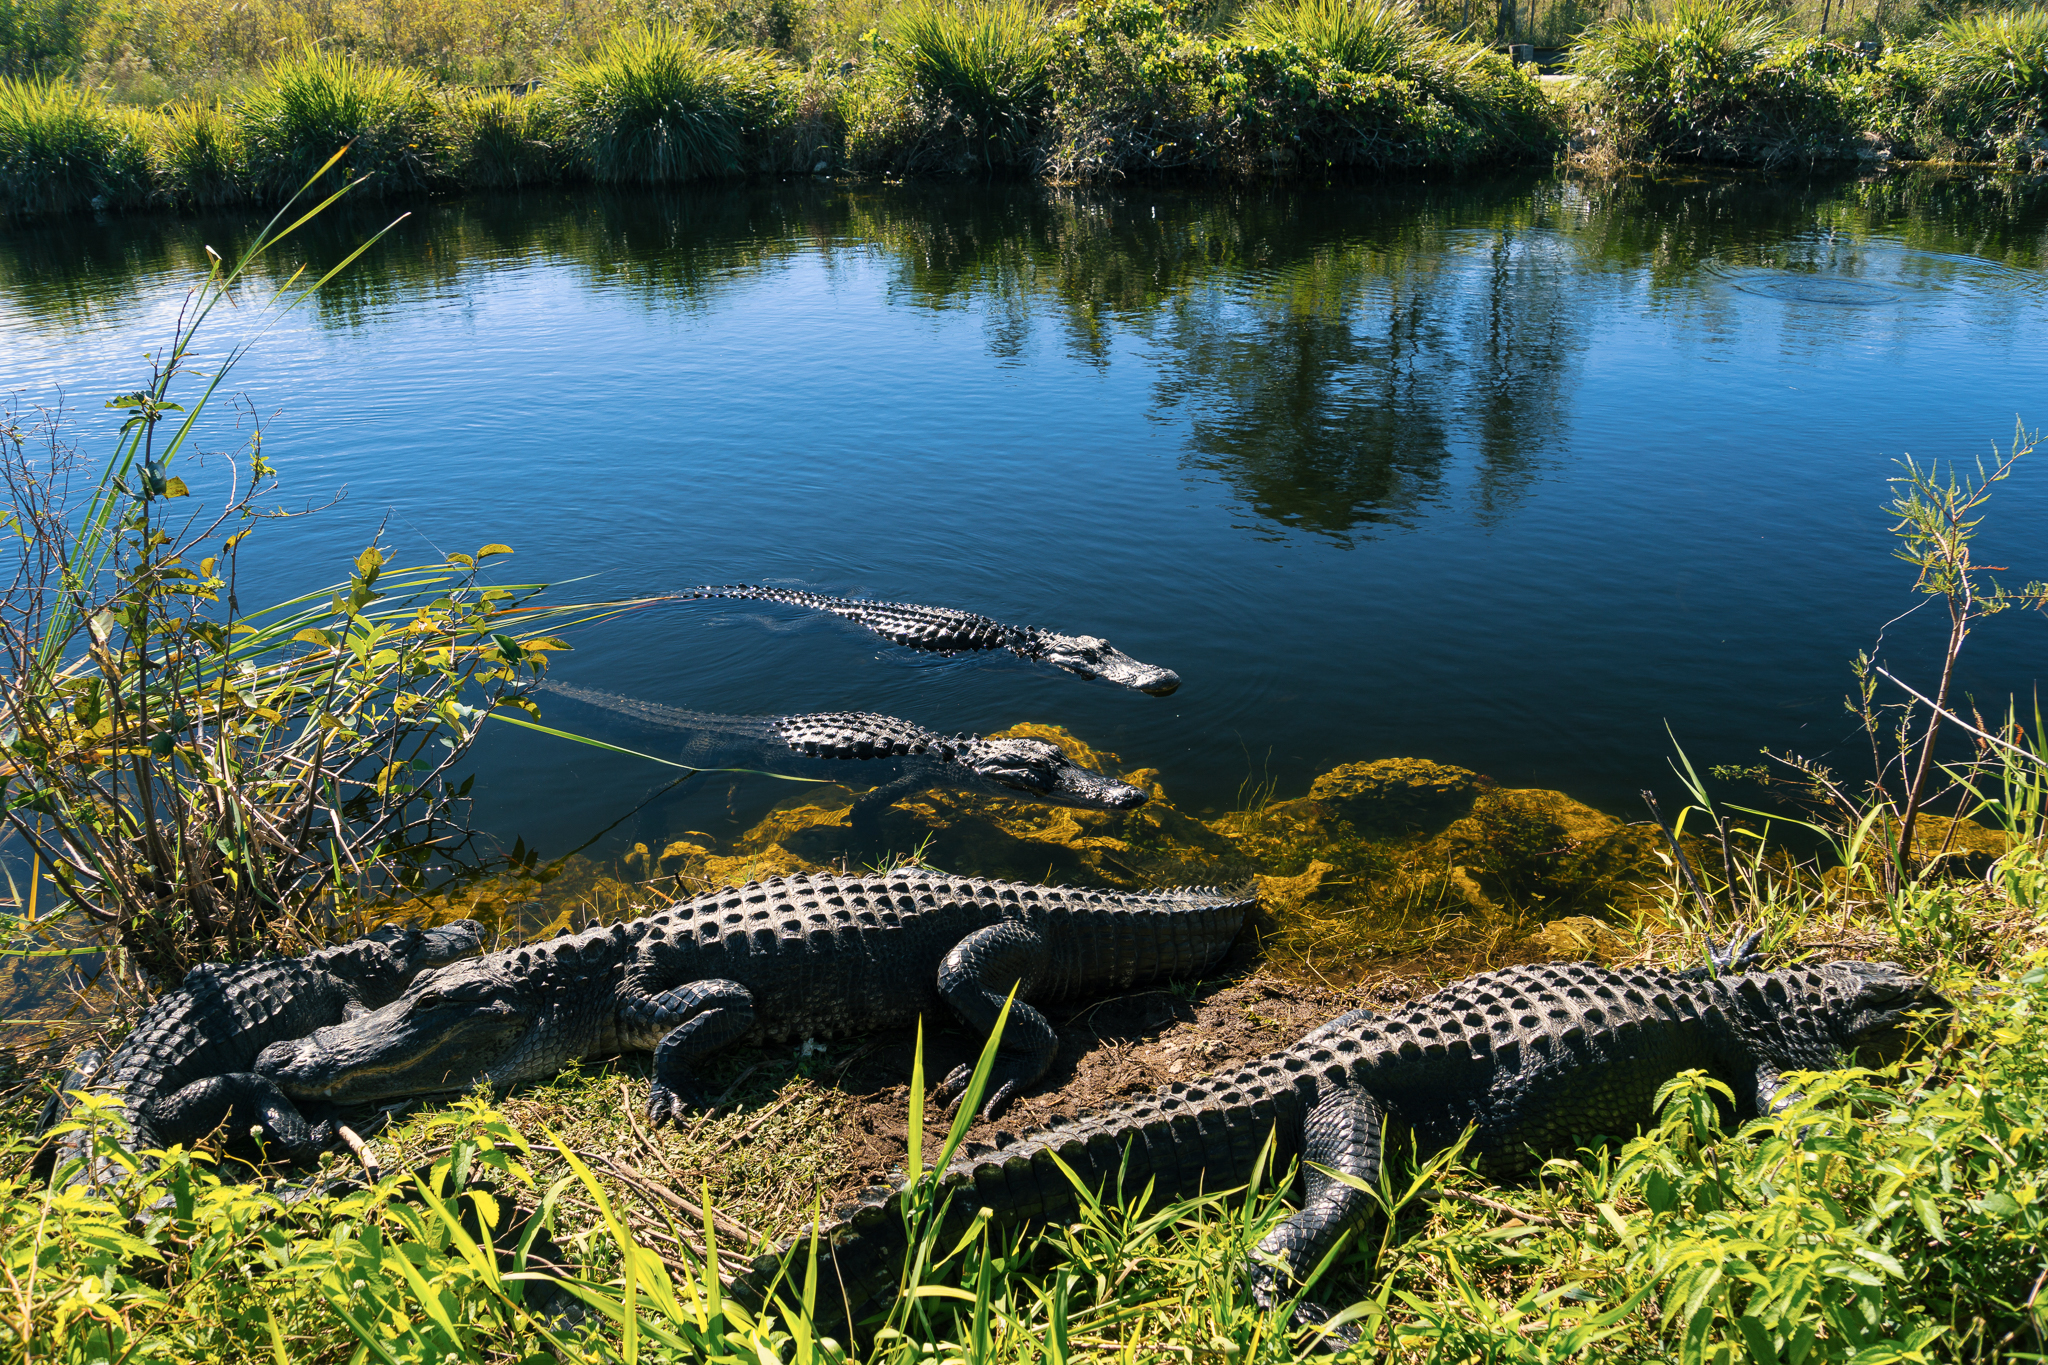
top-left (238, 50), bottom-right (446, 200)
top-left (1041, 0), bottom-right (1558, 179)
top-left (1569, 0), bottom-right (1864, 164)
top-left (1866, 9), bottom-right (2048, 162)
top-left (445, 86), bottom-right (559, 187)
top-left (0, 74), bottom-right (147, 215)
top-left (870, 0), bottom-right (1054, 165)
top-left (1233, 0), bottom-right (1431, 75)
top-left (0, 0), bottom-right (97, 77)
top-left (542, 24), bottom-right (795, 183)
top-left (147, 99), bottom-right (242, 205)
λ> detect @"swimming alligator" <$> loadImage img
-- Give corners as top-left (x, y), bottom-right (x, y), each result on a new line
top-left (680, 585), bottom-right (1181, 696)
top-left (255, 870), bottom-right (1254, 1125)
top-left (738, 957), bottom-right (1949, 1341)
top-left (38, 920), bottom-right (484, 1184)
top-left (537, 682), bottom-right (1148, 819)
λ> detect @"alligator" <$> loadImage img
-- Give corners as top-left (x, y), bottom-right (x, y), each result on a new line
top-left (256, 869), bottom-right (1254, 1125)
top-left (38, 920), bottom-right (485, 1184)
top-left (680, 585), bottom-right (1181, 696)
top-left (537, 682), bottom-right (1149, 819)
top-left (738, 956), bottom-right (1950, 1342)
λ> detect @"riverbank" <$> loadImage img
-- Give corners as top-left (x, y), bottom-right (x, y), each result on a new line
top-left (6, 0), bottom-right (2047, 220)
top-left (8, 749), bottom-right (2048, 1361)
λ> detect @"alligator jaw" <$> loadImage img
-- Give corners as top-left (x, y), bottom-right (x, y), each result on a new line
top-left (256, 969), bottom-right (532, 1105)
top-left (955, 737), bottom-right (1148, 810)
top-left (1029, 632), bottom-right (1180, 696)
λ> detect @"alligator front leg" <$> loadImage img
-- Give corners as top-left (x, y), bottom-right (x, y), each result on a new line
top-left (1250, 1085), bottom-right (1385, 1350)
top-left (931, 922), bottom-right (1061, 1120)
top-left (148, 1072), bottom-right (331, 1165)
top-left (622, 980), bottom-right (757, 1126)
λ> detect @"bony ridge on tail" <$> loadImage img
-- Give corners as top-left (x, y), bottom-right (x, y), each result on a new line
top-left (681, 584), bottom-right (1181, 696)
top-left (257, 869), bottom-right (1254, 1125)
top-left (735, 954), bottom-right (1950, 1347)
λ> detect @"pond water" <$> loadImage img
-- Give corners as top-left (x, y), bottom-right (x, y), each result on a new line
top-left (5, 169), bottom-right (2048, 874)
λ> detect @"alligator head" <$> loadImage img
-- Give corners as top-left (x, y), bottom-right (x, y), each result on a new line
top-left (952, 737), bottom-right (1148, 810)
top-left (1823, 960), bottom-right (1952, 1064)
top-left (255, 956), bottom-right (539, 1105)
top-left (1025, 631), bottom-right (1180, 696)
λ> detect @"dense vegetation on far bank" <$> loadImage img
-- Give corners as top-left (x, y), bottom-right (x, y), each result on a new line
top-left (1, 0), bottom-right (2046, 218)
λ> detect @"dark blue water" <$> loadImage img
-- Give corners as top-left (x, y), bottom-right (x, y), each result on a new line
top-left (5, 172), bottom-right (2046, 860)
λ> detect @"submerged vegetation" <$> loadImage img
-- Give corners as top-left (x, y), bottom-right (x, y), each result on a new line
top-left (7, 232), bottom-right (2047, 1349)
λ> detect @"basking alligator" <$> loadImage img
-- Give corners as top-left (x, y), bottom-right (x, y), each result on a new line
top-left (256, 870), bottom-right (1254, 1124)
top-left (538, 682), bottom-right (1148, 818)
top-left (39, 921), bottom-right (484, 1183)
top-left (681, 585), bottom-right (1181, 696)
top-left (739, 957), bottom-right (1949, 1339)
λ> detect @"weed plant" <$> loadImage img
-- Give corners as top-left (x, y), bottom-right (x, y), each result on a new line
top-left (0, 74), bottom-right (147, 214)
top-left (444, 86), bottom-right (560, 188)
top-left (869, 0), bottom-right (1054, 167)
top-left (237, 50), bottom-right (446, 200)
top-left (146, 99), bottom-right (242, 205)
top-left (543, 25), bottom-right (796, 183)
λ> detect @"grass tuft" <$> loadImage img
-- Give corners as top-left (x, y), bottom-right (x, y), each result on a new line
top-left (0, 75), bottom-right (149, 216)
top-left (543, 24), bottom-right (793, 183)
top-left (148, 100), bottom-right (243, 206)
top-left (873, 0), bottom-right (1054, 163)
top-left (237, 49), bottom-right (445, 200)
top-left (1233, 0), bottom-right (1431, 76)
top-left (445, 87), bottom-right (558, 188)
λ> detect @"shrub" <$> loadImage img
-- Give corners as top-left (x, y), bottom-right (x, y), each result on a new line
top-left (444, 87), bottom-right (558, 188)
top-left (1232, 0), bottom-right (1429, 76)
top-left (1042, 0), bottom-right (1557, 179)
top-left (869, 0), bottom-right (1054, 165)
top-left (238, 50), bottom-right (446, 200)
top-left (1570, 0), bottom-right (1858, 164)
top-left (1041, 0), bottom-right (1225, 177)
top-left (0, 0), bottom-right (97, 78)
top-left (542, 24), bottom-right (794, 183)
top-left (147, 99), bottom-right (242, 205)
top-left (0, 74), bottom-right (148, 216)
top-left (1879, 9), bottom-right (2048, 162)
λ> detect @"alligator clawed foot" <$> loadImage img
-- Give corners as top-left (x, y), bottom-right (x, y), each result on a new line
top-left (933, 1063), bottom-right (1021, 1122)
top-left (646, 1079), bottom-right (708, 1128)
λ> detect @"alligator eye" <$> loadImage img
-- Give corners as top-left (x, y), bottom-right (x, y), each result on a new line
top-left (415, 991), bottom-right (443, 1010)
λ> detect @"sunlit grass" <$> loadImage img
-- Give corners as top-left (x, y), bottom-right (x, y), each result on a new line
top-left (238, 50), bottom-right (446, 200)
top-left (0, 76), bottom-right (149, 216)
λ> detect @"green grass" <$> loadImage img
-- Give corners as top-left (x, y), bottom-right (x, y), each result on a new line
top-left (237, 50), bottom-right (446, 201)
top-left (0, 74), bottom-right (147, 215)
top-left (445, 87), bottom-right (559, 188)
top-left (1233, 0), bottom-right (1432, 76)
top-left (542, 24), bottom-right (794, 183)
top-left (148, 99), bottom-right (243, 206)
top-left (872, 0), bottom-right (1054, 164)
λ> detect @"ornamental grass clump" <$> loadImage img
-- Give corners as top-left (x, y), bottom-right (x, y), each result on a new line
top-left (870, 0), bottom-right (1054, 165)
top-left (1887, 8), bottom-right (2048, 161)
top-left (237, 50), bottom-right (445, 201)
top-left (1232, 0), bottom-right (1430, 76)
top-left (1569, 0), bottom-right (1857, 164)
top-left (148, 100), bottom-right (244, 207)
top-left (445, 87), bottom-right (558, 188)
top-left (544, 24), bottom-right (794, 183)
top-left (0, 75), bottom-right (150, 217)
